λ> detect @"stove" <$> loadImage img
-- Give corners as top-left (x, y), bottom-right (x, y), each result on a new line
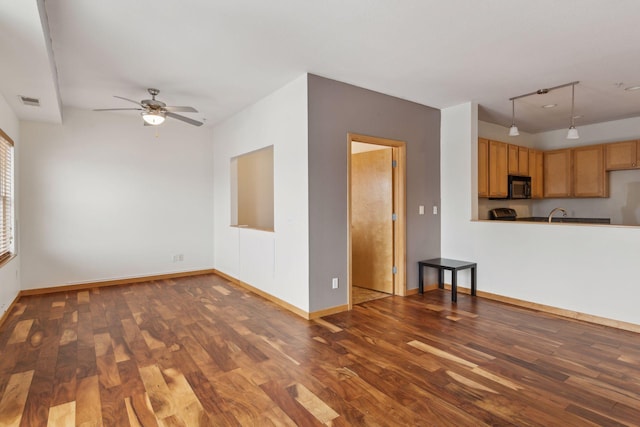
top-left (489, 208), bottom-right (517, 220)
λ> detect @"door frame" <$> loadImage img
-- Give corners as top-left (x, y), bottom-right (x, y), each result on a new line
top-left (347, 133), bottom-right (407, 309)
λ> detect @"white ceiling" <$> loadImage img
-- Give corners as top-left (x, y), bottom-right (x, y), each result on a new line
top-left (3, 0), bottom-right (640, 132)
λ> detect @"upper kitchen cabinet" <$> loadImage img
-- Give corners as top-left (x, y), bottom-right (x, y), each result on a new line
top-left (508, 144), bottom-right (529, 176)
top-left (605, 140), bottom-right (639, 170)
top-left (573, 145), bottom-right (608, 198)
top-left (488, 140), bottom-right (508, 198)
top-left (478, 138), bottom-right (489, 197)
top-left (544, 149), bottom-right (572, 198)
top-left (544, 145), bottom-right (608, 198)
top-left (528, 149), bottom-right (544, 198)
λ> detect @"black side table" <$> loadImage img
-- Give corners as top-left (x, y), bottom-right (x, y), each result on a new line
top-left (418, 258), bottom-right (477, 303)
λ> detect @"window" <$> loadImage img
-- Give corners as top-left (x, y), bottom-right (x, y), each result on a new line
top-left (0, 129), bottom-right (14, 264)
top-left (230, 146), bottom-right (274, 231)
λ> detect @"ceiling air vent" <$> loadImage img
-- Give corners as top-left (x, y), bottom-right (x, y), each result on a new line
top-left (20, 96), bottom-right (40, 107)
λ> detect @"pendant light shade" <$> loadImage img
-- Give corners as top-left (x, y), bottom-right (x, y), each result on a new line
top-left (509, 99), bottom-right (519, 136)
top-left (566, 83), bottom-right (579, 139)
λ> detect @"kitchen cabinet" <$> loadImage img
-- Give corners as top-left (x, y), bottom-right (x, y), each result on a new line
top-left (488, 140), bottom-right (508, 198)
top-left (544, 146), bottom-right (608, 198)
top-left (508, 144), bottom-right (529, 176)
top-left (528, 149), bottom-right (544, 198)
top-left (478, 138), bottom-right (489, 197)
top-left (573, 145), bottom-right (608, 197)
top-left (544, 149), bottom-right (572, 198)
top-left (605, 140), bottom-right (639, 170)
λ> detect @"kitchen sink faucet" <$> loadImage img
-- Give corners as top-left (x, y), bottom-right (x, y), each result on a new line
top-left (548, 207), bottom-right (568, 223)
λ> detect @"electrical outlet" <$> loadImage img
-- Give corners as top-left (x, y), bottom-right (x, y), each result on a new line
top-left (332, 278), bottom-right (339, 289)
top-left (172, 254), bottom-right (184, 262)
top-left (433, 206), bottom-right (438, 215)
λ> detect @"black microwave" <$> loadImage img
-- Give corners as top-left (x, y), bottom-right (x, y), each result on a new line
top-left (508, 175), bottom-right (531, 199)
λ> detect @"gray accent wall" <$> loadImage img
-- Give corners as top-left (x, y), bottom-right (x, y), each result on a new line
top-left (307, 74), bottom-right (441, 312)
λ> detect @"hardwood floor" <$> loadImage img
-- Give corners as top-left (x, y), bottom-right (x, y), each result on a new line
top-left (352, 286), bottom-right (390, 305)
top-left (1, 273), bottom-right (639, 426)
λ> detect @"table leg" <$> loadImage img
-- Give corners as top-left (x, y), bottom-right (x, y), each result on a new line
top-left (419, 263), bottom-right (424, 294)
top-left (438, 268), bottom-right (444, 289)
top-left (471, 266), bottom-right (477, 296)
top-left (452, 269), bottom-right (457, 303)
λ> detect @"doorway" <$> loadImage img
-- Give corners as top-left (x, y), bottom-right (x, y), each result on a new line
top-left (348, 133), bottom-right (406, 308)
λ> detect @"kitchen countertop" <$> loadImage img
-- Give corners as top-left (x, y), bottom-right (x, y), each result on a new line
top-left (516, 216), bottom-right (611, 224)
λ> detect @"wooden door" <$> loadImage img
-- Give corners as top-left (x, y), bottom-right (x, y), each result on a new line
top-left (573, 145), bottom-right (608, 197)
top-left (508, 144), bottom-right (519, 175)
top-left (605, 140), bottom-right (638, 170)
top-left (544, 149), bottom-right (572, 198)
top-left (351, 148), bottom-right (393, 294)
top-left (529, 150), bottom-right (544, 198)
top-left (489, 140), bottom-right (508, 197)
top-left (518, 147), bottom-right (529, 176)
top-left (478, 138), bottom-right (489, 197)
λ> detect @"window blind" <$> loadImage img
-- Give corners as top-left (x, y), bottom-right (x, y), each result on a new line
top-left (0, 130), bottom-right (14, 263)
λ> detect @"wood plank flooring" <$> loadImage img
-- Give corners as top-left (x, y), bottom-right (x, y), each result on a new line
top-left (1, 273), bottom-right (639, 426)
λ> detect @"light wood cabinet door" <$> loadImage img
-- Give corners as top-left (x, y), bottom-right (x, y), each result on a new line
top-left (528, 149), bottom-right (544, 198)
top-left (508, 144), bottom-right (519, 175)
top-left (573, 145), bottom-right (608, 197)
top-left (605, 140), bottom-right (638, 170)
top-left (489, 140), bottom-right (508, 198)
top-left (507, 144), bottom-right (529, 176)
top-left (544, 149), bottom-right (572, 198)
top-left (478, 138), bottom-right (489, 197)
top-left (518, 147), bottom-right (529, 176)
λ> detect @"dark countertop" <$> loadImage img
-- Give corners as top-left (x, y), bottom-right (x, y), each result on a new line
top-left (517, 216), bottom-right (611, 224)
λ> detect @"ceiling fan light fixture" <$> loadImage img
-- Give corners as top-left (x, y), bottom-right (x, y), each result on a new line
top-left (142, 111), bottom-right (166, 125)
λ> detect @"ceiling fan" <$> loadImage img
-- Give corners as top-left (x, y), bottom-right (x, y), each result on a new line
top-left (94, 88), bottom-right (203, 126)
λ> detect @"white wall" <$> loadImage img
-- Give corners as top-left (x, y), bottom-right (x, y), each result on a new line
top-left (442, 102), bottom-right (640, 326)
top-left (212, 75), bottom-right (309, 311)
top-left (0, 94), bottom-right (20, 317)
top-left (19, 107), bottom-right (214, 289)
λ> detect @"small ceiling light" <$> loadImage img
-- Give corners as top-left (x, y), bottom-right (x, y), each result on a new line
top-left (142, 111), bottom-right (165, 125)
top-left (542, 104), bottom-right (557, 109)
top-left (624, 85), bottom-right (640, 92)
top-left (566, 83), bottom-right (579, 140)
top-left (508, 99), bottom-right (519, 136)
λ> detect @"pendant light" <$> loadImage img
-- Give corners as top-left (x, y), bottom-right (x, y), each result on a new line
top-left (566, 83), bottom-right (579, 139)
top-left (508, 99), bottom-right (519, 136)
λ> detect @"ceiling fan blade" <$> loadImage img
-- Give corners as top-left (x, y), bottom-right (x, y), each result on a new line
top-left (166, 112), bottom-right (203, 126)
top-left (93, 108), bottom-right (143, 111)
top-left (164, 106), bottom-right (198, 113)
top-left (113, 95), bottom-right (144, 107)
